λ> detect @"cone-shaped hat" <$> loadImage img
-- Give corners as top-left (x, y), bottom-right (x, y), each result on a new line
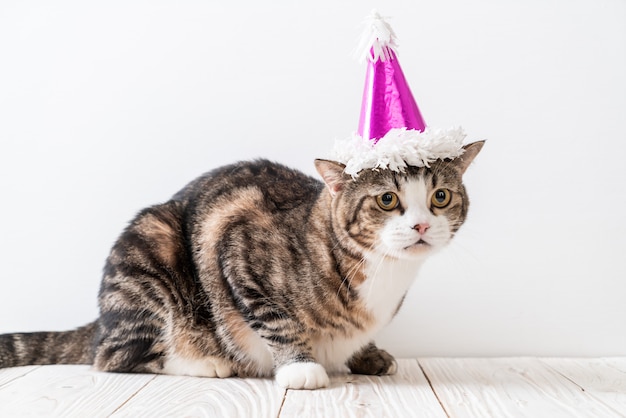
top-left (332, 11), bottom-right (466, 177)
top-left (358, 37), bottom-right (426, 140)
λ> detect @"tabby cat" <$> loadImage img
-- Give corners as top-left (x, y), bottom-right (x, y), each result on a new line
top-left (0, 141), bottom-right (483, 389)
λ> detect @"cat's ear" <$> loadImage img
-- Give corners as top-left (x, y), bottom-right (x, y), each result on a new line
top-left (314, 159), bottom-right (349, 196)
top-left (454, 141), bottom-right (485, 174)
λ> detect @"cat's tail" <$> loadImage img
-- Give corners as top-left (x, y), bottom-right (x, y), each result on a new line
top-left (0, 321), bottom-right (97, 368)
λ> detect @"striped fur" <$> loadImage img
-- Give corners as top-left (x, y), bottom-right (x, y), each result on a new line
top-left (0, 142), bottom-right (483, 389)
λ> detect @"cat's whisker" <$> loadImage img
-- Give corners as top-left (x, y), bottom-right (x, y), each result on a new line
top-left (337, 256), bottom-right (366, 298)
top-left (363, 246), bottom-right (387, 303)
top-left (342, 241), bottom-right (378, 294)
top-left (341, 242), bottom-right (375, 299)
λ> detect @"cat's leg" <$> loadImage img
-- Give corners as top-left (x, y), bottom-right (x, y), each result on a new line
top-left (94, 294), bottom-right (235, 378)
top-left (256, 327), bottom-right (330, 389)
top-left (346, 342), bottom-right (397, 376)
top-left (92, 310), bottom-right (166, 374)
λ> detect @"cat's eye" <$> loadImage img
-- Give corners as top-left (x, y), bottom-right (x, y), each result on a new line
top-left (431, 189), bottom-right (452, 208)
top-left (376, 192), bottom-right (399, 211)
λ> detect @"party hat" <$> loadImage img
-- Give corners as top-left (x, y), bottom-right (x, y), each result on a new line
top-left (332, 10), bottom-right (466, 177)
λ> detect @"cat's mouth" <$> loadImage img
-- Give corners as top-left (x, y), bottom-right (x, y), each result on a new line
top-left (404, 239), bottom-right (431, 250)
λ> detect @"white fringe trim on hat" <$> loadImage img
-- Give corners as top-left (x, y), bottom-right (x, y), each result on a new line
top-left (331, 127), bottom-right (466, 177)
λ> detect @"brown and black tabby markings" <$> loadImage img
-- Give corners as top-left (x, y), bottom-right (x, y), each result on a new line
top-left (0, 141), bottom-right (483, 389)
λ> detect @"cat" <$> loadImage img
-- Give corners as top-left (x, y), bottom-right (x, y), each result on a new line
top-left (0, 141), bottom-right (483, 390)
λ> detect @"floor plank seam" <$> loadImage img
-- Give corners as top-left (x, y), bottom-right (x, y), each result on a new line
top-left (417, 359), bottom-right (451, 418)
top-left (538, 359), bottom-right (586, 392)
top-left (276, 388), bottom-right (289, 418)
top-left (540, 359), bottom-right (626, 418)
top-left (107, 374), bottom-right (159, 416)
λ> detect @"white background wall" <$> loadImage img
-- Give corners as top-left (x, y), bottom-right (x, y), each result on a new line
top-left (0, 0), bottom-right (624, 357)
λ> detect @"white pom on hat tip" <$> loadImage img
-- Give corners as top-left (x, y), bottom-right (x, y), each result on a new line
top-left (355, 9), bottom-right (399, 63)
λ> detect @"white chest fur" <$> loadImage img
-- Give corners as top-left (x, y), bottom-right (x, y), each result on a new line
top-left (360, 254), bottom-right (423, 325)
top-left (313, 254), bottom-right (423, 372)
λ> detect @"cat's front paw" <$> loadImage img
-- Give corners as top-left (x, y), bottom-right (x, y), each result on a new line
top-left (275, 362), bottom-right (330, 390)
top-left (347, 343), bottom-right (397, 376)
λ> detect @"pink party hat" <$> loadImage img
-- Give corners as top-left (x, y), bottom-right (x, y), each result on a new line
top-left (357, 17), bottom-right (426, 141)
top-left (332, 10), bottom-right (466, 177)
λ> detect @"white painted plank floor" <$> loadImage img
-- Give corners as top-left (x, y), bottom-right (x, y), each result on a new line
top-left (0, 358), bottom-right (625, 417)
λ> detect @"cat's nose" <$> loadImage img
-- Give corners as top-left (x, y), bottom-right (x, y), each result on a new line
top-left (413, 223), bottom-right (430, 235)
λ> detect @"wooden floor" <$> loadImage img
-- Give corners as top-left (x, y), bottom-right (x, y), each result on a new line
top-left (0, 358), bottom-right (625, 417)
